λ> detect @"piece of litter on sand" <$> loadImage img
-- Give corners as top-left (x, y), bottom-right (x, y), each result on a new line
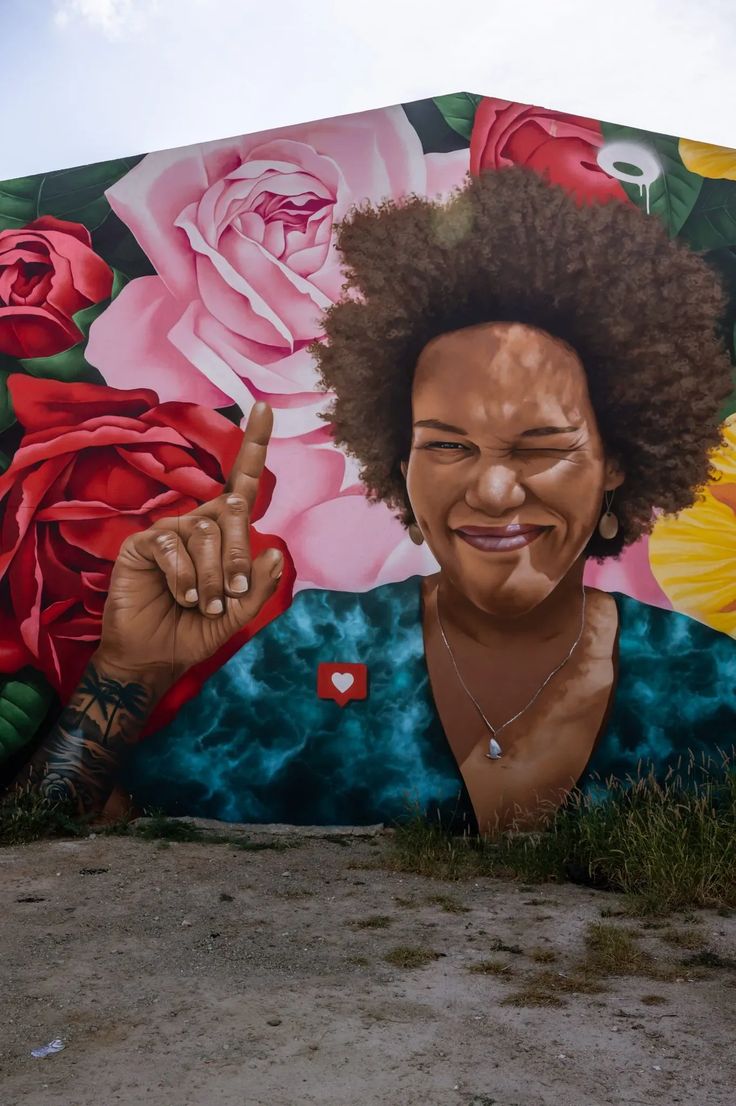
top-left (31, 1039), bottom-right (65, 1059)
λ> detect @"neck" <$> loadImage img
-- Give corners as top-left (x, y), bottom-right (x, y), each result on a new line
top-left (437, 560), bottom-right (587, 649)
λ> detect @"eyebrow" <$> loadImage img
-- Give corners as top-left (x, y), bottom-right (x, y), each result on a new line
top-left (413, 419), bottom-right (580, 437)
top-left (520, 425), bottom-right (580, 438)
top-left (413, 419), bottom-right (468, 434)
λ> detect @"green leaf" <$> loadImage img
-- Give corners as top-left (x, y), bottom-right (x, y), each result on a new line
top-left (599, 122), bottom-right (703, 237)
top-left (432, 92), bottom-right (484, 143)
top-left (0, 154), bottom-right (144, 233)
top-left (402, 98), bottom-right (473, 155)
top-left (0, 370), bottom-right (14, 434)
top-left (679, 180), bottom-right (736, 252)
top-left (0, 668), bottom-right (56, 763)
top-left (92, 209), bottom-right (156, 278)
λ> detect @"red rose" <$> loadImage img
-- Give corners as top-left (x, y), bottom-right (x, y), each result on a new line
top-left (0, 216), bottom-right (113, 359)
top-left (469, 98), bottom-right (628, 206)
top-left (0, 376), bottom-right (294, 733)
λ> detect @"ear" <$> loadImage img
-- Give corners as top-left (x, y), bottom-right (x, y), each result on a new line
top-left (400, 459), bottom-right (408, 480)
top-left (604, 457), bottom-right (625, 492)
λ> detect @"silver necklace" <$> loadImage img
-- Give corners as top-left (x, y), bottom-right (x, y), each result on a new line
top-left (436, 586), bottom-right (587, 761)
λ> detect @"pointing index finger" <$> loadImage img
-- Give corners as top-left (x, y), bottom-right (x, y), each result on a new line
top-left (226, 402), bottom-right (273, 507)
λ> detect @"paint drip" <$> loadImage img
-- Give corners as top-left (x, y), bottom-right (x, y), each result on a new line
top-left (596, 140), bottom-right (662, 214)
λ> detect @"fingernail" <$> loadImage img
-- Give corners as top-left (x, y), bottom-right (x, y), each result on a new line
top-left (230, 574), bottom-right (249, 594)
top-left (206, 598), bottom-right (224, 615)
top-left (185, 588), bottom-right (198, 603)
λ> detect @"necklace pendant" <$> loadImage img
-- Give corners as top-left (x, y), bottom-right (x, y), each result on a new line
top-left (486, 737), bottom-right (503, 760)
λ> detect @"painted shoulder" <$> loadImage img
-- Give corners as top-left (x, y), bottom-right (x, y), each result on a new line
top-left (586, 592), bottom-right (736, 787)
top-left (614, 592), bottom-right (735, 659)
top-left (263, 576), bottom-right (424, 654)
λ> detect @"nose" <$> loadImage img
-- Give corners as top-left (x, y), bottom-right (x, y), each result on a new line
top-left (464, 457), bottom-right (526, 516)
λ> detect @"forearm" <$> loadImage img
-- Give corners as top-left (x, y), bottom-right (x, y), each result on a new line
top-left (16, 654), bottom-right (169, 815)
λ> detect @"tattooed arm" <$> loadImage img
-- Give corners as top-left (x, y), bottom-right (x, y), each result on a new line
top-left (17, 658), bottom-right (164, 815)
top-left (17, 404), bottom-right (284, 815)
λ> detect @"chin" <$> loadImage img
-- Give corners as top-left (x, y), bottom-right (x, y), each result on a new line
top-left (444, 567), bottom-right (556, 619)
top-left (470, 586), bottom-right (555, 620)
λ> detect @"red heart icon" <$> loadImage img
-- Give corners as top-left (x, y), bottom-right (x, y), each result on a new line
top-left (317, 663), bottom-right (368, 707)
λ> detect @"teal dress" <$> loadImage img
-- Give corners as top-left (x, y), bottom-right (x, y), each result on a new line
top-left (123, 578), bottom-right (736, 826)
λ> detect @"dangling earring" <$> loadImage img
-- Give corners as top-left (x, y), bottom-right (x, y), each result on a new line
top-left (598, 491), bottom-right (619, 540)
top-left (408, 523), bottom-right (425, 546)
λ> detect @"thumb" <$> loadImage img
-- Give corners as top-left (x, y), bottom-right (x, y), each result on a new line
top-left (235, 547), bottom-right (284, 624)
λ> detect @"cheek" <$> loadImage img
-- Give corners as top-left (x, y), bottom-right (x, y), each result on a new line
top-left (527, 460), bottom-right (604, 523)
top-left (406, 456), bottom-right (459, 522)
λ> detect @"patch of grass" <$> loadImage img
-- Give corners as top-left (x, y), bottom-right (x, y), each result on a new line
top-left (532, 968), bottom-right (606, 995)
top-left (387, 756), bottom-right (736, 914)
top-left (501, 987), bottom-right (566, 1009)
top-left (133, 813), bottom-right (205, 842)
top-left (321, 833), bottom-right (352, 847)
top-left (0, 789), bottom-right (89, 846)
top-left (117, 812), bottom-right (301, 850)
top-left (531, 947), bottom-right (558, 963)
top-left (393, 896), bottom-right (416, 908)
top-left (660, 927), bottom-right (707, 950)
top-left (682, 949), bottom-right (736, 971)
top-left (469, 958), bottom-right (514, 976)
top-left (489, 937), bottom-right (524, 955)
top-left (353, 914), bottom-right (392, 929)
top-left (582, 921), bottom-right (677, 981)
top-left (641, 994), bottom-right (668, 1006)
top-left (584, 922), bottom-right (647, 973)
top-left (233, 837), bottom-right (297, 852)
top-left (384, 945), bottom-right (440, 969)
top-left (501, 964), bottom-right (605, 1007)
top-left (428, 894), bottom-right (470, 914)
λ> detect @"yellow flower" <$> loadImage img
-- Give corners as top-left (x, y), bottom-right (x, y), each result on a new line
top-left (679, 138), bottom-right (736, 181)
top-left (650, 417), bottom-right (736, 635)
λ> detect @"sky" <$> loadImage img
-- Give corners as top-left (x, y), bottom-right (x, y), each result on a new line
top-left (1, 0), bottom-right (735, 180)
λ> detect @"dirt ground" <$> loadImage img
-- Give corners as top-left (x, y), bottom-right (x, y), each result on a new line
top-left (2, 822), bottom-right (736, 1106)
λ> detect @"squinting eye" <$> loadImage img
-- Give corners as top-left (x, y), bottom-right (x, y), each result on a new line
top-left (424, 441), bottom-right (468, 451)
top-left (515, 447), bottom-right (571, 455)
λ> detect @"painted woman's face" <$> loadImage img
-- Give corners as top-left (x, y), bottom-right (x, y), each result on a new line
top-left (405, 322), bottom-right (623, 617)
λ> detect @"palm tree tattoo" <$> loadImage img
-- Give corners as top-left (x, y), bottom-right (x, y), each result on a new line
top-left (20, 662), bottom-right (151, 814)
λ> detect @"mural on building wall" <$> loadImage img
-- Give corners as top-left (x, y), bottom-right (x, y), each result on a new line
top-left (1, 93), bottom-right (736, 831)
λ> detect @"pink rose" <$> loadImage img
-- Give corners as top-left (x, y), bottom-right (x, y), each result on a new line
top-left (85, 107), bottom-right (468, 593)
top-left (260, 430), bottom-right (439, 592)
top-left (86, 107), bottom-right (467, 428)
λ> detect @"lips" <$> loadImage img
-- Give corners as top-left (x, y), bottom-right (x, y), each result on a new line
top-left (454, 524), bottom-right (550, 552)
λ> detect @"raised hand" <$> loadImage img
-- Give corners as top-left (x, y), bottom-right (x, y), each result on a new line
top-left (95, 402), bottom-right (284, 691)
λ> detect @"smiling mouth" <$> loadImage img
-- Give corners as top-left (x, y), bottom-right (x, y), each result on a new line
top-left (454, 524), bottom-right (550, 552)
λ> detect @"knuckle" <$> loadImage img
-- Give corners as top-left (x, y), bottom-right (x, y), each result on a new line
top-left (196, 567), bottom-right (223, 587)
top-left (225, 546), bottom-right (249, 566)
top-left (154, 531), bottom-right (178, 554)
top-left (192, 519), bottom-right (218, 541)
top-left (225, 493), bottom-right (248, 513)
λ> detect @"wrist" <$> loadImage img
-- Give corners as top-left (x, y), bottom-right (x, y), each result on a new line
top-left (89, 651), bottom-right (179, 704)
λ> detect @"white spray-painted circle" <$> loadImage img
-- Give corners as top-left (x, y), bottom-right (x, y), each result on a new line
top-left (596, 140), bottom-right (662, 214)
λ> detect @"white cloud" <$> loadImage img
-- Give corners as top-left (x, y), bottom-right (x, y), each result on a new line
top-left (3, 0), bottom-right (734, 179)
top-left (53, 0), bottom-right (157, 39)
